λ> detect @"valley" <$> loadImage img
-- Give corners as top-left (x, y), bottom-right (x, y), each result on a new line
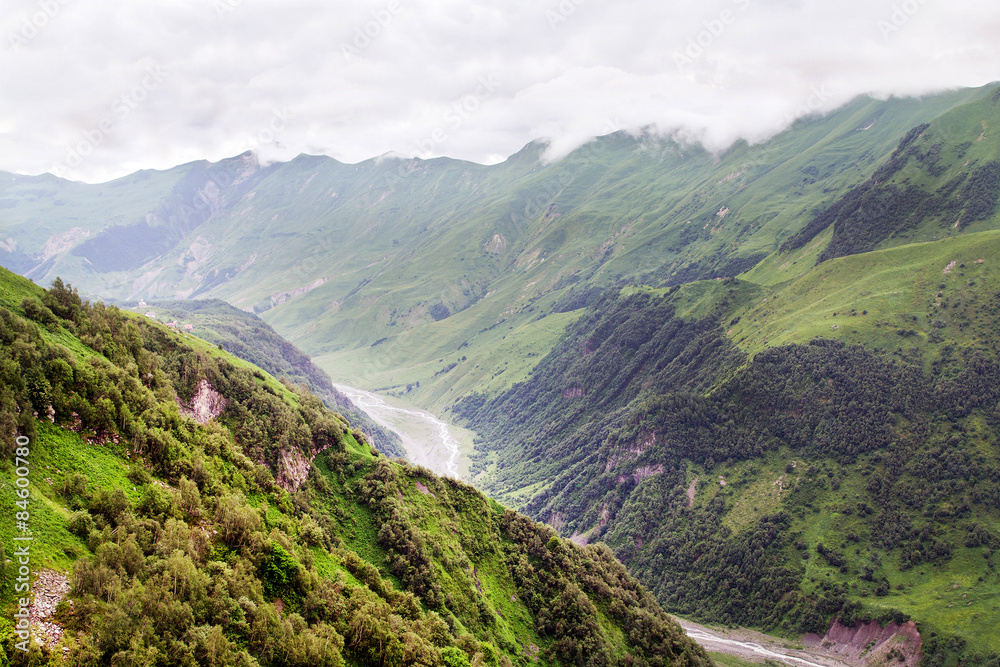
top-left (3, 81), bottom-right (1000, 666)
top-left (678, 620), bottom-right (845, 667)
top-left (331, 383), bottom-right (473, 479)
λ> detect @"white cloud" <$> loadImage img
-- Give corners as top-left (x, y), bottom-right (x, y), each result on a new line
top-left (0, 0), bottom-right (997, 182)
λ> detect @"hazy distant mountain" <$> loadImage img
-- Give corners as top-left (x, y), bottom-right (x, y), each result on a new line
top-left (1, 86), bottom-right (994, 411)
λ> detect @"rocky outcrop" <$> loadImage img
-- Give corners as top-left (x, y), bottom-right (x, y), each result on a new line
top-left (177, 379), bottom-right (226, 424)
top-left (266, 277), bottom-right (328, 310)
top-left (30, 569), bottom-right (71, 649)
top-left (484, 233), bottom-right (507, 254)
top-left (604, 431), bottom-right (657, 472)
top-left (632, 464), bottom-right (664, 483)
top-left (276, 447), bottom-right (311, 493)
top-left (275, 439), bottom-right (343, 493)
top-left (40, 227), bottom-right (91, 262)
top-left (803, 618), bottom-right (922, 667)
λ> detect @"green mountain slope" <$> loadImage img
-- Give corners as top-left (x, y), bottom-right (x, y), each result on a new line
top-left (758, 88), bottom-right (1000, 284)
top-left (454, 231), bottom-right (1000, 665)
top-left (121, 298), bottom-right (406, 458)
top-left (1, 86), bottom-right (996, 413)
top-left (0, 268), bottom-right (710, 666)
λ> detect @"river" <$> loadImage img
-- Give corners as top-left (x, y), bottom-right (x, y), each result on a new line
top-left (677, 620), bottom-right (850, 667)
top-left (333, 384), bottom-right (467, 478)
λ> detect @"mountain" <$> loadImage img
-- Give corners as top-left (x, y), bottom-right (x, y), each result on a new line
top-left (455, 227), bottom-right (1000, 665)
top-left (0, 266), bottom-right (710, 666)
top-left (117, 298), bottom-right (405, 458)
top-left (0, 85), bottom-right (996, 415)
top-left (4, 82), bottom-right (1000, 665)
top-left (763, 86), bottom-right (1000, 279)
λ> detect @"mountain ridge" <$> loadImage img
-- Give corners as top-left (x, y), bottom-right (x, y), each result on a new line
top-left (3, 85), bottom-right (996, 415)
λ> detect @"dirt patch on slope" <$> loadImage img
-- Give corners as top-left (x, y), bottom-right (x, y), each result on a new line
top-left (803, 619), bottom-right (921, 667)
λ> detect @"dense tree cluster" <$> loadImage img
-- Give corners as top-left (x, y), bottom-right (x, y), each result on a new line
top-left (6, 290), bottom-right (348, 479)
top-left (457, 290), bottom-right (745, 488)
top-left (780, 115), bottom-right (1000, 262)
top-left (458, 288), bottom-right (1000, 655)
top-left (958, 161), bottom-right (1000, 225)
top-left (121, 298), bottom-right (405, 457)
top-left (498, 511), bottom-right (710, 666)
top-left (348, 457), bottom-right (712, 666)
top-left (780, 123), bottom-right (928, 255)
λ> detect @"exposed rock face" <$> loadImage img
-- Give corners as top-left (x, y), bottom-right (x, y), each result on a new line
top-left (632, 464), bottom-right (664, 483)
top-left (40, 227), bottom-right (91, 262)
top-left (267, 276), bottom-right (328, 310)
top-left (686, 477), bottom-right (698, 507)
top-left (177, 379), bottom-right (226, 424)
top-left (276, 447), bottom-right (311, 493)
top-left (177, 379), bottom-right (341, 494)
top-left (803, 618), bottom-right (922, 667)
top-left (484, 233), bottom-right (507, 254)
top-left (275, 438), bottom-right (342, 493)
top-left (604, 431), bottom-right (657, 472)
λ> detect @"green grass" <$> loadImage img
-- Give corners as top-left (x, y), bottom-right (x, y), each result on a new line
top-left (280, 87), bottom-right (997, 406)
top-left (729, 230), bottom-right (1000, 361)
top-left (703, 453), bottom-right (795, 534)
top-left (679, 430), bottom-right (1000, 655)
top-left (0, 424), bottom-right (139, 602)
top-left (0, 267), bottom-right (43, 309)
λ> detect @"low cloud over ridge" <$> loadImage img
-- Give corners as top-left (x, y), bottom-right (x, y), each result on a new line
top-left (1, 0), bottom-right (998, 182)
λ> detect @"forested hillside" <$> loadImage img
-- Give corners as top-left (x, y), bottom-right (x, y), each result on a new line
top-left (458, 274), bottom-right (1000, 665)
top-left (124, 298), bottom-right (405, 458)
top-left (0, 269), bottom-right (710, 666)
top-left (781, 89), bottom-right (1000, 264)
top-left (4, 82), bottom-right (1000, 667)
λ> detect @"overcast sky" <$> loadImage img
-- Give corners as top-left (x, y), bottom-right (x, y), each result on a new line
top-left (1, 0), bottom-right (998, 183)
